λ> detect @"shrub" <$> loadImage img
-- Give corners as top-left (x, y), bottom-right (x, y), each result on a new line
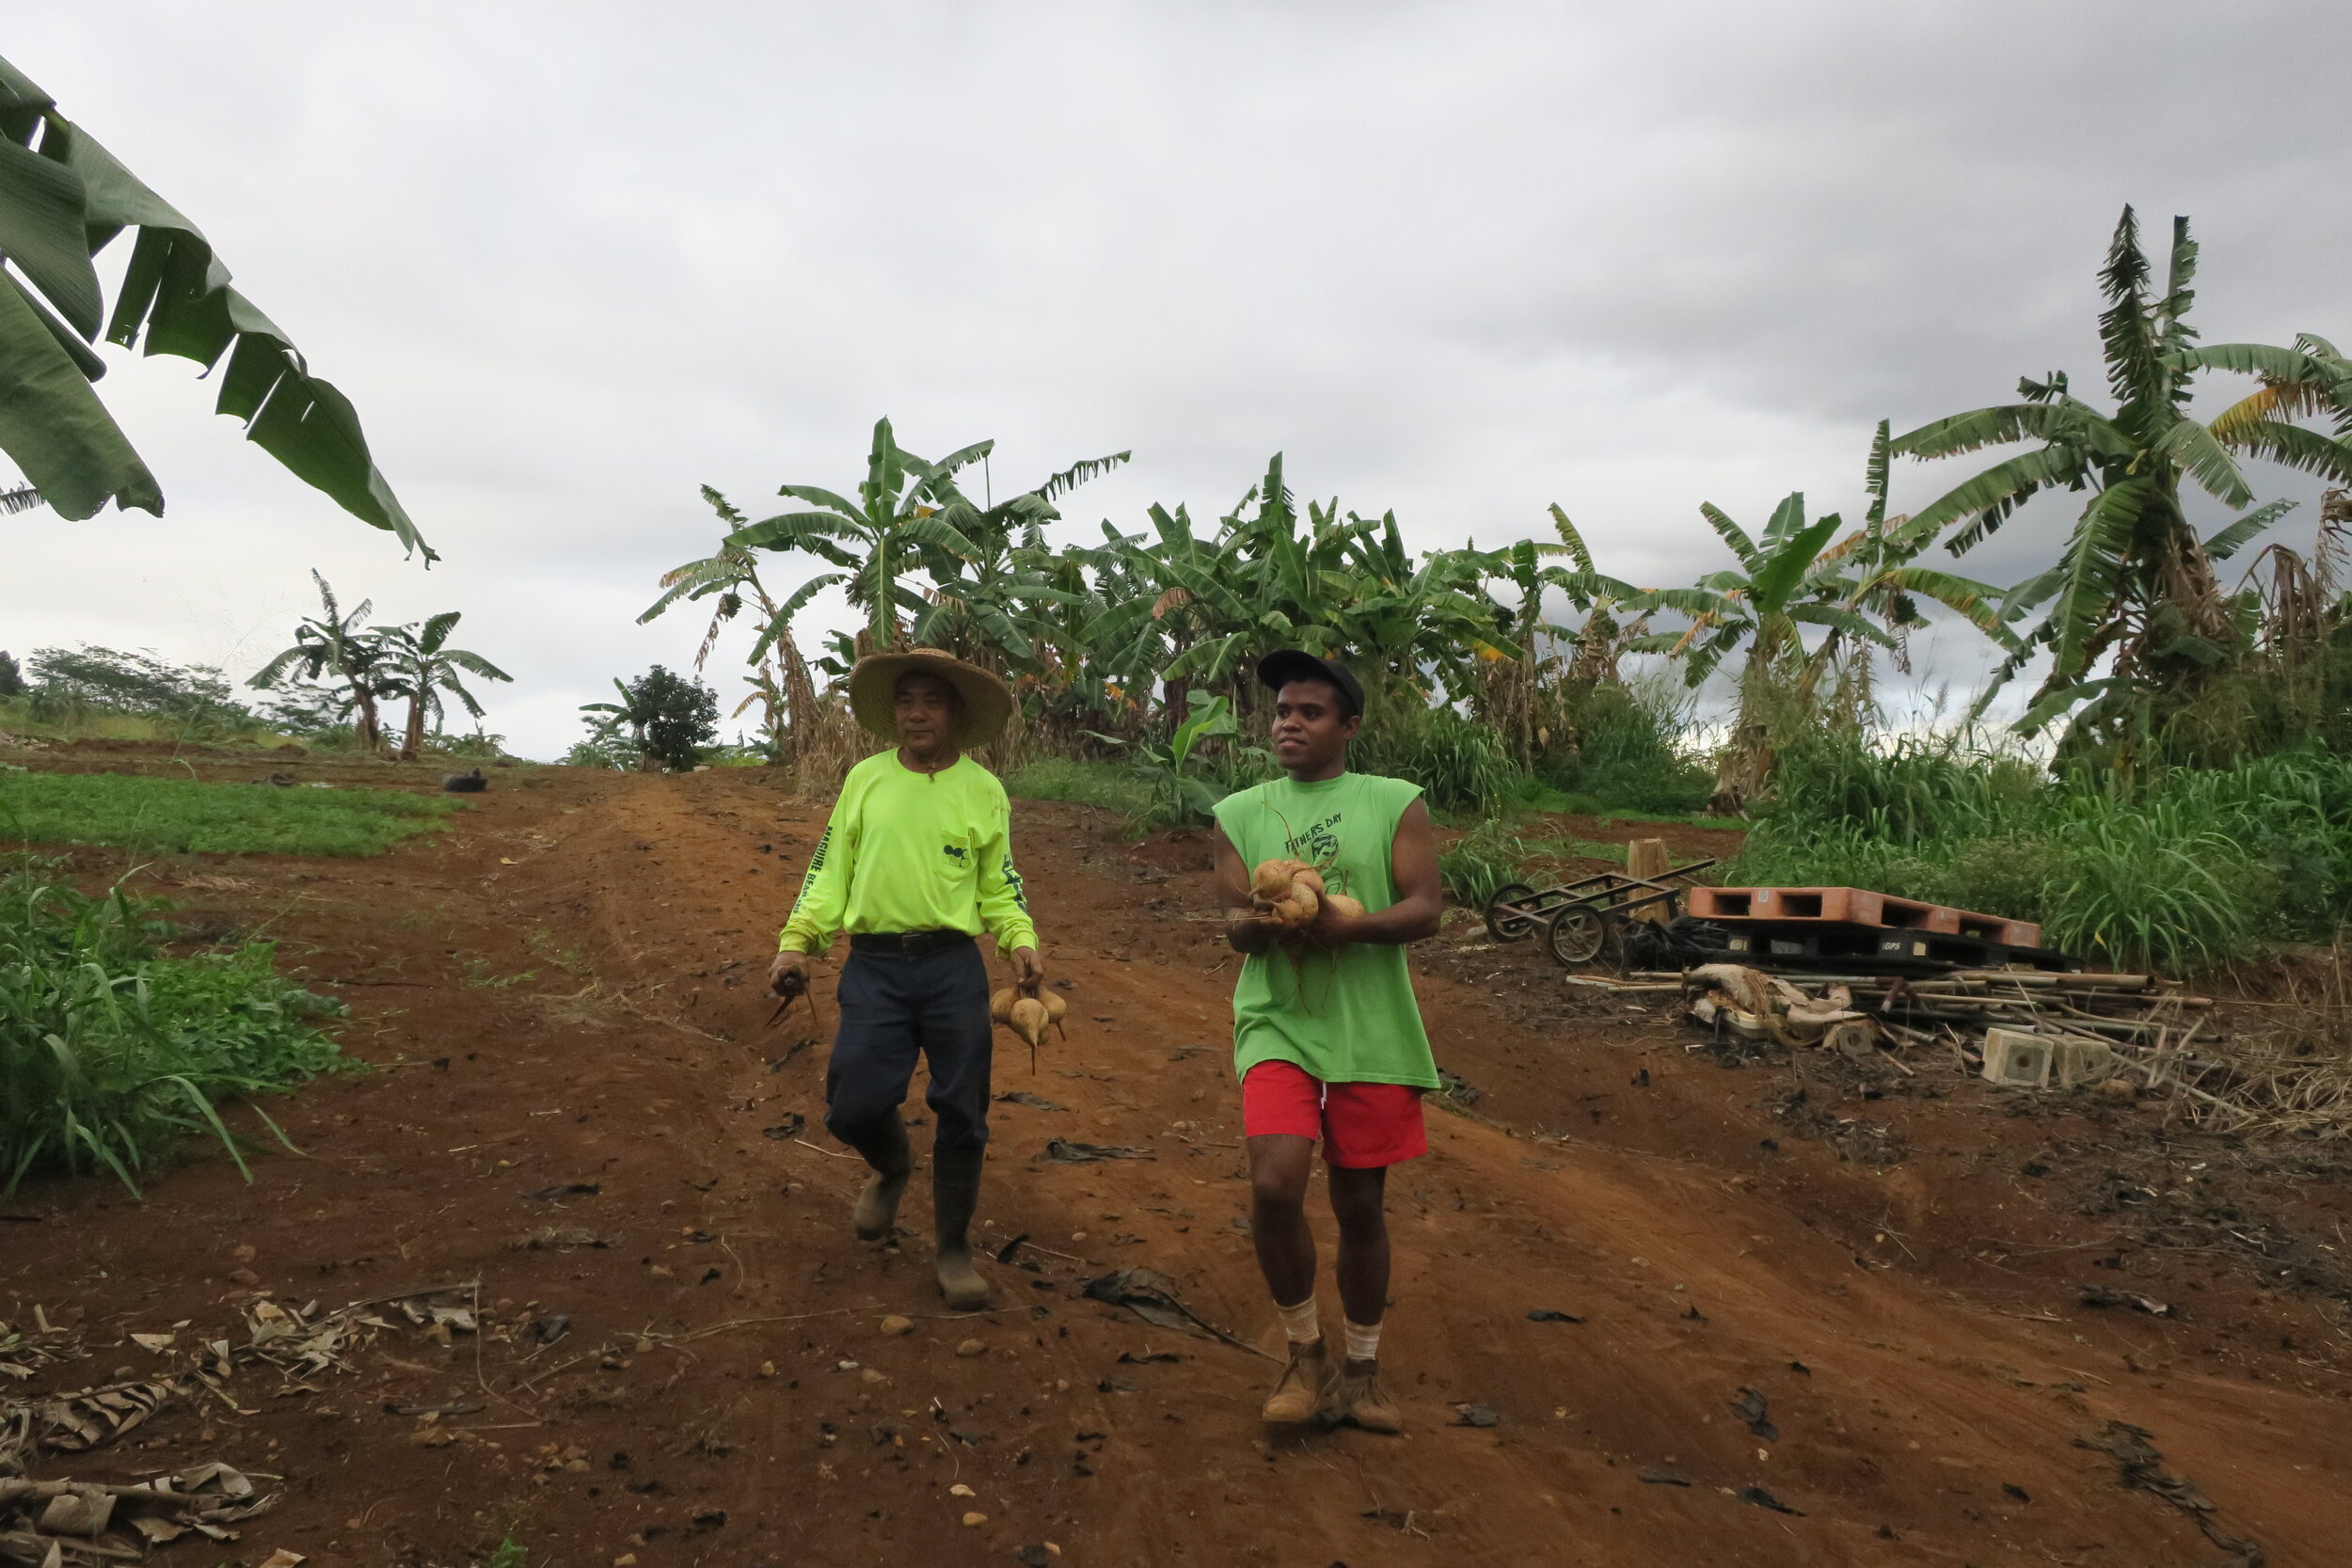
top-left (1538, 679), bottom-right (1711, 816)
top-left (0, 861), bottom-right (345, 1193)
top-left (580, 666), bottom-right (720, 771)
top-left (1356, 703), bottom-right (1514, 817)
top-left (1438, 818), bottom-right (1525, 908)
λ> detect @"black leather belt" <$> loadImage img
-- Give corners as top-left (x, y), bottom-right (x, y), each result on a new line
top-left (850, 929), bottom-right (974, 958)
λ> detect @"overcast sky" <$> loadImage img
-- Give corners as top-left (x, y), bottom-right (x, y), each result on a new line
top-left (8, 2), bottom-right (2351, 757)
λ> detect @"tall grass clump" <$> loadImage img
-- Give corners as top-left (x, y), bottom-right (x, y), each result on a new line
top-left (1537, 679), bottom-right (1712, 817)
top-left (1730, 735), bottom-right (2352, 974)
top-left (0, 860), bottom-right (345, 1193)
top-left (1438, 818), bottom-right (1526, 908)
top-left (1355, 703), bottom-right (1514, 817)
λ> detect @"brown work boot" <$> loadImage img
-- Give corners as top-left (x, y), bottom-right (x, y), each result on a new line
top-left (1319, 1358), bottom-right (1402, 1433)
top-left (1260, 1339), bottom-right (1329, 1423)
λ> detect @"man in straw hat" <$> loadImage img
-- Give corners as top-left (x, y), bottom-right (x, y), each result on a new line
top-left (769, 648), bottom-right (1043, 1309)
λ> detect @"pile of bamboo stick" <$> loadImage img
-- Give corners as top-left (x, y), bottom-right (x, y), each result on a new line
top-left (1621, 966), bottom-right (2220, 1080)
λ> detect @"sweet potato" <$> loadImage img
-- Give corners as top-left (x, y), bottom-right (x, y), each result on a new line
top-left (1252, 858), bottom-right (1311, 901)
top-left (1322, 893), bottom-right (1365, 920)
top-left (1008, 997), bottom-right (1051, 1050)
top-left (990, 988), bottom-right (1016, 1024)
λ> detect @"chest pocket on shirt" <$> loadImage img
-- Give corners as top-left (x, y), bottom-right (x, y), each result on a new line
top-left (935, 832), bottom-right (977, 884)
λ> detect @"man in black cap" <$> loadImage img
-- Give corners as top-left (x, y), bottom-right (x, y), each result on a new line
top-left (1209, 651), bottom-right (1444, 1432)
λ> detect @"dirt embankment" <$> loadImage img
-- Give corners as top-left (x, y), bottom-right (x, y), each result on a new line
top-left (4, 756), bottom-right (2348, 1567)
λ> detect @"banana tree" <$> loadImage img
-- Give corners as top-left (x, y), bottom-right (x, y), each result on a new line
top-left (1630, 492), bottom-right (2007, 809)
top-left (1087, 689), bottom-right (1252, 827)
top-left (246, 571), bottom-right (394, 751)
top-left (724, 417), bottom-right (1125, 659)
top-left (1801, 420), bottom-right (2018, 719)
top-left (377, 612), bottom-right (512, 760)
top-left (0, 55), bottom-right (421, 550)
top-left (1471, 506), bottom-right (1641, 761)
top-left (902, 448), bottom-right (1127, 676)
top-left (1083, 500), bottom-right (1252, 728)
top-left (643, 485), bottom-right (836, 764)
top-left (1894, 208), bottom-right (2352, 750)
top-left (1324, 508), bottom-right (1521, 701)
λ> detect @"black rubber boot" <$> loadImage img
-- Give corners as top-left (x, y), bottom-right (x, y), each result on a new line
top-left (840, 1113), bottom-right (912, 1243)
top-left (931, 1144), bottom-right (991, 1310)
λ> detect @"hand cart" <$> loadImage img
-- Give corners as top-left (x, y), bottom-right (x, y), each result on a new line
top-left (1483, 857), bottom-right (1719, 969)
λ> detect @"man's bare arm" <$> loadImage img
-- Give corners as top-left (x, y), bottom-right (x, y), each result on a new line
top-left (1308, 799), bottom-right (1443, 946)
top-left (1212, 826), bottom-right (1282, 954)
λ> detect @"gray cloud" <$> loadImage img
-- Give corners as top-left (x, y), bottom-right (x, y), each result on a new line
top-left (7, 1), bottom-right (2348, 756)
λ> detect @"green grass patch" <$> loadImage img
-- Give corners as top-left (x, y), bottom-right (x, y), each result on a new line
top-left (1005, 757), bottom-right (1156, 818)
top-left (1, 860), bottom-right (347, 1193)
top-left (0, 771), bottom-right (460, 857)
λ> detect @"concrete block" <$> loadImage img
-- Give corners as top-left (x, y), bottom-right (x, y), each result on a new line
top-left (2055, 1036), bottom-right (2115, 1088)
top-left (1981, 1028), bottom-right (2053, 1089)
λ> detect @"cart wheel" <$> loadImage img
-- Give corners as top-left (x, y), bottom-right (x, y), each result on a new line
top-left (1485, 882), bottom-right (1540, 942)
top-left (1544, 905), bottom-right (1606, 966)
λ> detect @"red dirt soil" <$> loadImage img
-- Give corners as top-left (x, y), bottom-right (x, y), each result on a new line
top-left (5, 755), bottom-right (2349, 1568)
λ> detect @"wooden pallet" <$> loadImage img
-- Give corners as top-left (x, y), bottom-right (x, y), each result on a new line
top-left (1686, 885), bottom-right (2042, 949)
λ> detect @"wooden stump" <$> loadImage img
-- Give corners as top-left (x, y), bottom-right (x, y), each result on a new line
top-left (1626, 837), bottom-right (1671, 923)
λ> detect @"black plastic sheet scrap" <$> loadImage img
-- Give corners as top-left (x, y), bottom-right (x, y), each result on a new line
top-left (1731, 1387), bottom-right (1778, 1441)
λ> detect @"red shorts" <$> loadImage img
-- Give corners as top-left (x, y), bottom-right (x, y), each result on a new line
top-left (1241, 1060), bottom-right (1428, 1168)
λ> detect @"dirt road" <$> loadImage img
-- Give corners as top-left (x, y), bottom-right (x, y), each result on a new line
top-left (7, 758), bottom-right (2348, 1566)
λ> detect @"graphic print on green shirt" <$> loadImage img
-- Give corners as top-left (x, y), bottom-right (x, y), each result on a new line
top-left (1212, 771), bottom-right (1438, 1090)
top-left (779, 751), bottom-right (1036, 955)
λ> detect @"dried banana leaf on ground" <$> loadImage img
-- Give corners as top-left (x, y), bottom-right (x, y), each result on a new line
top-left (0, 1285), bottom-right (473, 1459)
top-left (0, 1462), bottom-right (277, 1563)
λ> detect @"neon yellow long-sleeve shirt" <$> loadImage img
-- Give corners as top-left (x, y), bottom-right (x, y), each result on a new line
top-left (777, 751), bottom-right (1038, 956)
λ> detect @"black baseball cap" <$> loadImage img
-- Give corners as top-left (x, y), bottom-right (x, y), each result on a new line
top-left (1257, 650), bottom-right (1364, 719)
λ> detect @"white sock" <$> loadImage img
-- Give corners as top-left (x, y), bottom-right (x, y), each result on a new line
top-left (1276, 1294), bottom-right (1321, 1346)
top-left (1343, 1319), bottom-right (1381, 1363)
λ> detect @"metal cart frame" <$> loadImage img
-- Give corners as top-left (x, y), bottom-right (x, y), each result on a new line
top-left (1482, 857), bottom-right (1719, 969)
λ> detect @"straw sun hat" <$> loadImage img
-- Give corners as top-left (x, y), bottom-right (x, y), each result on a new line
top-left (846, 648), bottom-right (1014, 752)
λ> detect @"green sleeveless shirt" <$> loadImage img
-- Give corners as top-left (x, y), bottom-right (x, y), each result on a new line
top-left (1212, 771), bottom-right (1439, 1089)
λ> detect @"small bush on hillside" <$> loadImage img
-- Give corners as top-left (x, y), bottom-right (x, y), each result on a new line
top-left (0, 860), bottom-right (345, 1193)
top-left (563, 734), bottom-right (634, 770)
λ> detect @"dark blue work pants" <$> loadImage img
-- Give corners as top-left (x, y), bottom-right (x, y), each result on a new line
top-left (822, 937), bottom-right (993, 1159)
